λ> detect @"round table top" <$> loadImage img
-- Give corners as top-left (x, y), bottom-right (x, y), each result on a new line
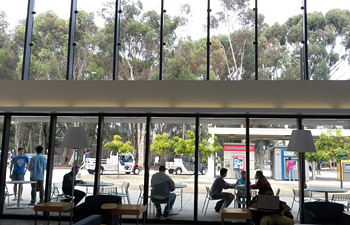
top-left (6, 180), bottom-right (37, 184)
top-left (175, 183), bottom-right (187, 188)
top-left (76, 182), bottom-right (114, 187)
top-left (101, 203), bottom-right (118, 210)
top-left (307, 187), bottom-right (347, 193)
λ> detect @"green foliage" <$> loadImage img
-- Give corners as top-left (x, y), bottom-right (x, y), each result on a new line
top-left (307, 130), bottom-right (350, 163)
top-left (150, 130), bottom-right (222, 162)
top-left (104, 135), bottom-right (133, 154)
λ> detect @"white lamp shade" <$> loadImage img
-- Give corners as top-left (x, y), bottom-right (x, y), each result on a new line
top-left (287, 130), bottom-right (316, 153)
top-left (61, 126), bottom-right (89, 149)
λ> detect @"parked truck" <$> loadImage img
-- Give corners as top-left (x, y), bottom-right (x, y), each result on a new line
top-left (86, 152), bottom-right (140, 175)
top-left (165, 155), bottom-right (206, 175)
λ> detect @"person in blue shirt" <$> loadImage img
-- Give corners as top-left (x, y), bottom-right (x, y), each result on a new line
top-left (28, 146), bottom-right (47, 205)
top-left (234, 156), bottom-right (241, 179)
top-left (9, 147), bottom-right (29, 201)
top-left (80, 150), bottom-right (90, 169)
top-left (235, 170), bottom-right (252, 208)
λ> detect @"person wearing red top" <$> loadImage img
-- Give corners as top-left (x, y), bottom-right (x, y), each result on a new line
top-left (250, 170), bottom-right (271, 193)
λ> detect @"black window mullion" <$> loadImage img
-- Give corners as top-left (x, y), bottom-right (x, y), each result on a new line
top-left (302, 0), bottom-right (309, 80)
top-left (113, 0), bottom-right (122, 81)
top-left (0, 114), bottom-right (11, 215)
top-left (143, 116), bottom-right (151, 212)
top-left (194, 116), bottom-right (199, 221)
top-left (207, 0), bottom-right (211, 81)
top-left (159, 0), bottom-right (165, 80)
top-left (254, 0), bottom-right (258, 80)
top-left (66, 0), bottom-right (78, 80)
top-left (22, 0), bottom-right (35, 80)
top-left (44, 115), bottom-right (57, 203)
top-left (93, 116), bottom-right (104, 195)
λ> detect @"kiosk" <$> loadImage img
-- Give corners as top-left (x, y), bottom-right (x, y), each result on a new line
top-left (223, 143), bottom-right (255, 179)
top-left (271, 146), bottom-right (309, 181)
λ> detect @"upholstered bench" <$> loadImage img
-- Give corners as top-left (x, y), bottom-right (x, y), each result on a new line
top-left (73, 215), bottom-right (101, 225)
top-left (221, 208), bottom-right (252, 225)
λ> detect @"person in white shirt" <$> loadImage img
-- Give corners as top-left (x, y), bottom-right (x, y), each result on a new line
top-left (151, 165), bottom-right (176, 218)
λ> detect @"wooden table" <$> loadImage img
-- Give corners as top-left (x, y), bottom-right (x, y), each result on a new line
top-left (34, 202), bottom-right (73, 225)
top-left (101, 203), bottom-right (147, 225)
top-left (221, 208), bottom-right (252, 225)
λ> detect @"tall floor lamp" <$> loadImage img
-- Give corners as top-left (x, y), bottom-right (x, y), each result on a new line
top-left (287, 130), bottom-right (316, 224)
top-left (61, 126), bottom-right (89, 225)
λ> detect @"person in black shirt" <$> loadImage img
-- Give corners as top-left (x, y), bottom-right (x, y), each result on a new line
top-left (62, 166), bottom-right (85, 206)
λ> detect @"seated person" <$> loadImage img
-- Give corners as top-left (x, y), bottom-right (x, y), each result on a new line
top-left (249, 187), bottom-right (294, 225)
top-left (235, 170), bottom-right (251, 208)
top-left (62, 166), bottom-right (86, 206)
top-left (151, 165), bottom-right (176, 218)
top-left (250, 170), bottom-right (271, 193)
top-left (210, 168), bottom-right (235, 212)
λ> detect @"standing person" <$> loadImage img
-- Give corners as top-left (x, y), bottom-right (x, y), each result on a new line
top-left (216, 156), bottom-right (221, 172)
top-left (62, 166), bottom-right (86, 206)
top-left (250, 170), bottom-right (271, 193)
top-left (80, 150), bottom-right (90, 169)
top-left (8, 149), bottom-right (16, 168)
top-left (316, 160), bottom-right (322, 175)
top-left (154, 155), bottom-right (160, 171)
top-left (9, 147), bottom-right (29, 201)
top-left (287, 157), bottom-right (295, 181)
top-left (28, 146), bottom-right (47, 205)
top-left (233, 156), bottom-right (241, 179)
top-left (210, 168), bottom-right (236, 212)
top-left (151, 165), bottom-right (176, 218)
top-left (235, 170), bottom-right (251, 208)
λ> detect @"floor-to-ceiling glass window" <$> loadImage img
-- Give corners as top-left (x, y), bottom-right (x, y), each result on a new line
top-left (30, 0), bottom-right (70, 80)
top-left (0, 0), bottom-right (28, 80)
top-left (162, 0), bottom-right (207, 80)
top-left (3, 116), bottom-right (50, 215)
top-left (74, 0), bottom-right (114, 80)
top-left (258, 0), bottom-right (302, 80)
top-left (51, 116), bottom-right (98, 208)
top-left (118, 0), bottom-right (161, 80)
top-left (101, 117), bottom-right (146, 218)
top-left (149, 117), bottom-right (195, 220)
top-left (249, 118), bottom-right (298, 222)
top-left (307, 0), bottom-right (350, 80)
top-left (198, 118), bottom-right (246, 222)
top-left (210, 0), bottom-right (255, 80)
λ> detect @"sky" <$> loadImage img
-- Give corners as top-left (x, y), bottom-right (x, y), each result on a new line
top-left (3, 0), bottom-right (350, 79)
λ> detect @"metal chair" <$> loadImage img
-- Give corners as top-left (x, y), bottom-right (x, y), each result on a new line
top-left (150, 189), bottom-right (172, 218)
top-left (234, 188), bottom-right (248, 208)
top-left (331, 194), bottom-right (350, 211)
top-left (275, 188), bottom-right (281, 196)
top-left (292, 189), bottom-right (313, 220)
top-left (4, 185), bottom-right (14, 206)
top-left (100, 187), bottom-right (118, 196)
top-left (51, 182), bottom-right (70, 202)
top-left (202, 186), bottom-right (219, 216)
top-left (117, 182), bottom-right (130, 204)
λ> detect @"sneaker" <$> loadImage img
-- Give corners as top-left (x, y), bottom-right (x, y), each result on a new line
top-left (12, 198), bottom-right (17, 201)
top-left (20, 198), bottom-right (23, 201)
top-left (156, 211), bottom-right (162, 218)
top-left (28, 202), bottom-right (35, 205)
top-left (37, 201), bottom-right (43, 204)
top-left (214, 207), bottom-right (220, 213)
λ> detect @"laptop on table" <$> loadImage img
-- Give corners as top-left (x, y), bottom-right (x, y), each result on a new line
top-left (257, 195), bottom-right (280, 211)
